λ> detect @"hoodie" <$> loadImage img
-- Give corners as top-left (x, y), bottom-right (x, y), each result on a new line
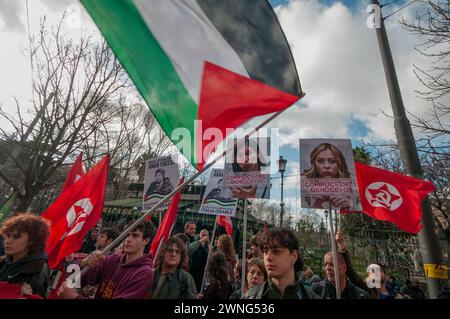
top-left (0, 252), bottom-right (50, 298)
top-left (80, 254), bottom-right (154, 299)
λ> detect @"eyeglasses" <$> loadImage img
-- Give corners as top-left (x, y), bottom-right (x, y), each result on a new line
top-left (166, 248), bottom-right (181, 255)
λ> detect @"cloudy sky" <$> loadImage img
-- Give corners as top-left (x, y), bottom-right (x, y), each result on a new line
top-left (0, 0), bottom-right (446, 224)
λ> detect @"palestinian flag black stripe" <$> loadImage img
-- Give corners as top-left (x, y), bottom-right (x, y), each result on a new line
top-left (81, 0), bottom-right (303, 169)
top-left (197, 0), bottom-right (302, 96)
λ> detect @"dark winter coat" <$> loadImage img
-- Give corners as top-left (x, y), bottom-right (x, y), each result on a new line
top-left (0, 252), bottom-right (50, 298)
top-left (246, 275), bottom-right (319, 299)
top-left (311, 278), bottom-right (370, 299)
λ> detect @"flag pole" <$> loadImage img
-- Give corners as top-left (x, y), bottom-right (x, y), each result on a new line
top-left (328, 205), bottom-right (341, 299)
top-left (371, 0), bottom-right (443, 298)
top-left (200, 216), bottom-right (218, 294)
top-left (241, 199), bottom-right (248, 297)
top-left (152, 239), bottom-right (164, 268)
top-left (80, 108), bottom-right (291, 276)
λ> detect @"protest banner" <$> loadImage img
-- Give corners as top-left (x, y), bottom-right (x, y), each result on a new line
top-left (224, 137), bottom-right (270, 199)
top-left (199, 168), bottom-right (238, 217)
top-left (299, 139), bottom-right (360, 210)
top-left (143, 156), bottom-right (180, 212)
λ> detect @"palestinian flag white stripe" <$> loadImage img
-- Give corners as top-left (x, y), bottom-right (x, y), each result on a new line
top-left (134, 0), bottom-right (249, 104)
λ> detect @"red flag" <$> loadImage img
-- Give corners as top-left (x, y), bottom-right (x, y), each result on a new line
top-left (217, 215), bottom-right (233, 236)
top-left (47, 262), bottom-right (67, 299)
top-left (149, 177), bottom-right (185, 258)
top-left (44, 155), bottom-right (110, 269)
top-left (61, 153), bottom-right (84, 193)
top-left (264, 221), bottom-right (268, 233)
top-left (48, 153), bottom-right (84, 297)
top-left (345, 162), bottom-right (435, 235)
top-left (0, 282), bottom-right (43, 299)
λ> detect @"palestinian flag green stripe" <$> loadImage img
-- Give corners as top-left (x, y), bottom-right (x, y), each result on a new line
top-left (81, 0), bottom-right (197, 164)
top-left (146, 194), bottom-right (166, 200)
top-left (205, 199), bottom-right (237, 207)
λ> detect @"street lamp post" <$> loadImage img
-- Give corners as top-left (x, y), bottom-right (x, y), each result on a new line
top-left (278, 156), bottom-right (287, 227)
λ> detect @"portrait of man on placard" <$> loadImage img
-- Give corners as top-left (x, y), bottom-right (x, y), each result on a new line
top-left (145, 168), bottom-right (174, 199)
top-left (142, 156), bottom-right (179, 211)
top-left (205, 178), bottom-right (229, 201)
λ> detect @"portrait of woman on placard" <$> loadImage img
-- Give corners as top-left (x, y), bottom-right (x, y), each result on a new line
top-left (301, 142), bottom-right (354, 209)
top-left (229, 139), bottom-right (269, 199)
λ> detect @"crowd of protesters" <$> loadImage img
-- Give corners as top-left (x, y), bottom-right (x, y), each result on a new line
top-left (0, 212), bottom-right (449, 299)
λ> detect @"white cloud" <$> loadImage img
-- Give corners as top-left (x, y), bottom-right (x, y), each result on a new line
top-left (0, 1), bottom-right (100, 120)
top-left (267, 0), bottom-right (446, 148)
top-left (1, 0), bottom-right (447, 155)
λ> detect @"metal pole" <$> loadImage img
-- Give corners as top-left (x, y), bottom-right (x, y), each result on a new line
top-left (79, 110), bottom-right (289, 276)
top-left (159, 210), bottom-right (162, 227)
top-left (328, 207), bottom-right (341, 299)
top-left (371, 0), bottom-right (442, 298)
top-left (241, 200), bottom-right (248, 297)
top-left (280, 171), bottom-right (285, 227)
top-left (324, 210), bottom-right (330, 251)
top-left (200, 217), bottom-right (218, 294)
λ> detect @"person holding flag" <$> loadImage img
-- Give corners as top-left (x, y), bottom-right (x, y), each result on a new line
top-left (44, 155), bottom-right (110, 269)
top-left (58, 220), bottom-right (156, 299)
top-left (0, 213), bottom-right (51, 298)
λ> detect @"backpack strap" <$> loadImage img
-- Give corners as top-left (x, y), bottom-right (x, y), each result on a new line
top-left (320, 281), bottom-right (327, 299)
top-left (177, 268), bottom-right (188, 299)
top-left (149, 268), bottom-right (160, 298)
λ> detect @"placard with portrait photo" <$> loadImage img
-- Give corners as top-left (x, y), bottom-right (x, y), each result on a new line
top-left (299, 139), bottom-right (360, 210)
top-left (143, 155), bottom-right (179, 211)
top-left (199, 168), bottom-right (238, 217)
top-left (223, 137), bottom-right (270, 199)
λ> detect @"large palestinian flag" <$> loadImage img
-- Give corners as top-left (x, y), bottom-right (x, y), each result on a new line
top-left (81, 0), bottom-right (302, 169)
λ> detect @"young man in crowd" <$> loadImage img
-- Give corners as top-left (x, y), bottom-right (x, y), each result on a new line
top-left (96, 227), bottom-right (120, 252)
top-left (58, 221), bottom-right (155, 299)
top-left (246, 228), bottom-right (318, 299)
top-left (250, 235), bottom-right (263, 259)
top-left (79, 226), bottom-right (99, 254)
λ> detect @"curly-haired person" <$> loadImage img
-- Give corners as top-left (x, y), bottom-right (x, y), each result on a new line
top-left (0, 212), bottom-right (51, 298)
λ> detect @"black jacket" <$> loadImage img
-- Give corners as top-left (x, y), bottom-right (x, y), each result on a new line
top-left (341, 249), bottom-right (368, 291)
top-left (312, 278), bottom-right (370, 299)
top-left (0, 252), bottom-right (50, 298)
top-left (400, 284), bottom-right (426, 299)
top-left (246, 276), bottom-right (319, 299)
top-left (189, 244), bottom-right (209, 293)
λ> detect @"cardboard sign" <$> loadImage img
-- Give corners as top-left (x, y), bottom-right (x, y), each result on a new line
top-left (199, 168), bottom-right (238, 217)
top-left (224, 137), bottom-right (270, 199)
top-left (143, 156), bottom-right (179, 211)
top-left (299, 139), bottom-right (360, 210)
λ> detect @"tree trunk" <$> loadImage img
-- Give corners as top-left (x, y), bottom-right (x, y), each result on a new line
top-left (16, 193), bottom-right (34, 212)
